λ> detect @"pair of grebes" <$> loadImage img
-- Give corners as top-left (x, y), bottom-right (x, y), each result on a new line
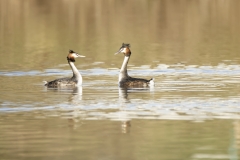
top-left (44, 43), bottom-right (154, 88)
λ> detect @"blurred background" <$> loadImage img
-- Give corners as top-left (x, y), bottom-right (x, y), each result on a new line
top-left (1, 1), bottom-right (240, 160)
top-left (1, 0), bottom-right (240, 71)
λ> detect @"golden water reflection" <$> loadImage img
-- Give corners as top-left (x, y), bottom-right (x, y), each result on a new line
top-left (0, 114), bottom-right (236, 160)
top-left (1, 0), bottom-right (240, 159)
top-left (1, 0), bottom-right (240, 71)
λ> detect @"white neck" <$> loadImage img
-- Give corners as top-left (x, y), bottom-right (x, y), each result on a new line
top-left (69, 61), bottom-right (82, 86)
top-left (119, 56), bottom-right (130, 82)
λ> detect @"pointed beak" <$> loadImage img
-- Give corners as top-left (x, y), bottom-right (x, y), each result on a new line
top-left (114, 48), bottom-right (123, 55)
top-left (77, 54), bottom-right (85, 58)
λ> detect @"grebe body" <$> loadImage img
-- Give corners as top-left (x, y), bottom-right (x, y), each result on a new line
top-left (115, 43), bottom-right (154, 87)
top-left (44, 50), bottom-right (85, 87)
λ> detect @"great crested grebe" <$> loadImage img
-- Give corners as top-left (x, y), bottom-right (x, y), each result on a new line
top-left (115, 43), bottom-right (154, 87)
top-left (44, 50), bottom-right (85, 87)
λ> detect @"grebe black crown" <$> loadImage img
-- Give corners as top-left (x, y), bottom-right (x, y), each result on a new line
top-left (69, 50), bottom-right (75, 53)
top-left (122, 43), bottom-right (130, 48)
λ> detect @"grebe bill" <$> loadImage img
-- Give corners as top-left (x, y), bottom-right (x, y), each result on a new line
top-left (115, 43), bottom-right (154, 87)
top-left (44, 50), bottom-right (85, 87)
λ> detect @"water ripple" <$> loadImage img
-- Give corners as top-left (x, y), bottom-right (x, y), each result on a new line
top-left (1, 96), bottom-right (240, 121)
top-left (0, 64), bottom-right (239, 77)
top-left (0, 63), bottom-right (239, 121)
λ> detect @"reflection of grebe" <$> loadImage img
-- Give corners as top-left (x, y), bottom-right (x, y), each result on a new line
top-left (44, 50), bottom-right (85, 87)
top-left (118, 87), bottom-right (131, 104)
top-left (121, 121), bottom-right (131, 133)
top-left (115, 43), bottom-right (154, 87)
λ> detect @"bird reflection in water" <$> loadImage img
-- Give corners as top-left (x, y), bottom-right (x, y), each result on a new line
top-left (118, 87), bottom-right (155, 133)
top-left (121, 120), bottom-right (131, 133)
top-left (118, 87), bottom-right (130, 103)
top-left (69, 86), bottom-right (82, 104)
top-left (118, 87), bottom-right (132, 133)
top-left (44, 85), bottom-right (83, 129)
top-left (67, 86), bottom-right (84, 129)
top-left (44, 85), bottom-right (82, 104)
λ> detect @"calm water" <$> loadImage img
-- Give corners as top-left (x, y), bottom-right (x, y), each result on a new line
top-left (1, 0), bottom-right (240, 159)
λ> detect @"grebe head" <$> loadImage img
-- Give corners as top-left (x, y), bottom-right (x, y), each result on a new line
top-left (67, 50), bottom-right (85, 62)
top-left (115, 43), bottom-right (131, 57)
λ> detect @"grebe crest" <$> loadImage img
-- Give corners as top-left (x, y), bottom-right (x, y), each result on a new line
top-left (115, 43), bottom-right (154, 88)
top-left (44, 50), bottom-right (85, 88)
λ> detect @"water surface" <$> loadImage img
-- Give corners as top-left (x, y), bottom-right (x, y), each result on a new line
top-left (0, 1), bottom-right (240, 160)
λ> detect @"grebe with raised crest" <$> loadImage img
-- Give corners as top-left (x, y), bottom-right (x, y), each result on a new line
top-left (115, 43), bottom-right (154, 87)
top-left (44, 50), bottom-right (85, 87)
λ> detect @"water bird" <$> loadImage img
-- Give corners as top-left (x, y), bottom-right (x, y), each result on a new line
top-left (44, 50), bottom-right (85, 87)
top-left (115, 43), bottom-right (154, 87)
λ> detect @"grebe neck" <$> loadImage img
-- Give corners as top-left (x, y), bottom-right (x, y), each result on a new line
top-left (68, 60), bottom-right (82, 85)
top-left (119, 56), bottom-right (130, 82)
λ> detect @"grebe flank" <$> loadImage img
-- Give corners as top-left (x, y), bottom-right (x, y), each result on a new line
top-left (44, 50), bottom-right (85, 87)
top-left (115, 43), bottom-right (154, 87)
